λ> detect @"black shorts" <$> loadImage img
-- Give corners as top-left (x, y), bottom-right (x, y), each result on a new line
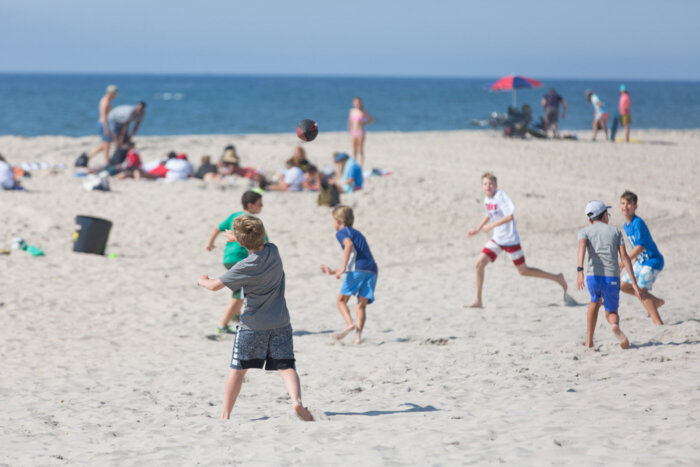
top-left (230, 324), bottom-right (296, 370)
top-left (545, 106), bottom-right (559, 123)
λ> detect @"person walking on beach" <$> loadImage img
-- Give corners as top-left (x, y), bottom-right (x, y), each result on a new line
top-left (321, 205), bottom-right (378, 344)
top-left (86, 85), bottom-right (119, 165)
top-left (206, 191), bottom-right (265, 334)
top-left (348, 96), bottom-right (374, 167)
top-left (198, 215), bottom-right (313, 421)
top-left (541, 88), bottom-right (567, 138)
top-left (108, 102), bottom-right (146, 147)
top-left (577, 200), bottom-right (643, 349)
top-left (619, 191), bottom-right (665, 325)
top-left (466, 172), bottom-right (567, 308)
top-left (585, 90), bottom-right (609, 141)
top-left (618, 85), bottom-right (632, 142)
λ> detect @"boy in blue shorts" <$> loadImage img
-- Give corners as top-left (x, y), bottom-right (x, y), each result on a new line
top-left (577, 201), bottom-right (643, 349)
top-left (198, 215), bottom-right (313, 421)
top-left (321, 205), bottom-right (378, 344)
top-left (619, 190), bottom-right (665, 325)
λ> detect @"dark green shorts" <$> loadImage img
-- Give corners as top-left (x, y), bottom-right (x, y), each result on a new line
top-left (224, 263), bottom-right (243, 299)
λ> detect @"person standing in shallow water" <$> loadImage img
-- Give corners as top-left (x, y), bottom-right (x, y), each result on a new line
top-left (348, 96), bottom-right (374, 167)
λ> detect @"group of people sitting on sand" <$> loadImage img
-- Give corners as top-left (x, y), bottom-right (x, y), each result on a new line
top-left (80, 141), bottom-right (365, 194)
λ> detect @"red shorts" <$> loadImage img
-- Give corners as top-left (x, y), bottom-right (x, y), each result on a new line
top-left (482, 239), bottom-right (525, 266)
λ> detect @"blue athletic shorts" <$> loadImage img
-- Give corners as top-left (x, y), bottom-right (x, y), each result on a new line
top-left (340, 271), bottom-right (377, 304)
top-left (97, 121), bottom-right (113, 142)
top-left (586, 275), bottom-right (620, 313)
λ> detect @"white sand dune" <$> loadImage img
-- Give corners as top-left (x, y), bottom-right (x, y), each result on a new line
top-left (1, 130), bottom-right (699, 465)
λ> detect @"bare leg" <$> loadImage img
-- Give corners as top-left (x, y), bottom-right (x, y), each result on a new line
top-left (335, 294), bottom-right (355, 339)
top-left (355, 297), bottom-right (369, 344)
top-left (467, 253), bottom-right (491, 308)
top-left (543, 119), bottom-right (549, 137)
top-left (592, 119), bottom-right (598, 141)
top-left (620, 282), bottom-right (664, 324)
top-left (552, 121), bottom-right (558, 138)
top-left (357, 133), bottom-right (366, 167)
top-left (221, 368), bottom-right (247, 419)
top-left (351, 135), bottom-right (360, 160)
top-left (602, 121), bottom-right (609, 140)
top-left (586, 300), bottom-right (602, 347)
top-left (278, 369), bottom-right (313, 421)
top-left (623, 122), bottom-right (630, 142)
top-left (515, 262), bottom-right (567, 291)
top-left (87, 141), bottom-right (111, 164)
top-left (220, 298), bottom-right (243, 328)
top-left (606, 311), bottom-right (630, 349)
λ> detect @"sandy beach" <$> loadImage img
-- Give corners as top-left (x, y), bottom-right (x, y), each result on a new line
top-left (1, 129), bottom-right (699, 465)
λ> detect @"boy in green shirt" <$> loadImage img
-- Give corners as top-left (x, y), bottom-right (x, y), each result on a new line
top-left (206, 191), bottom-right (264, 334)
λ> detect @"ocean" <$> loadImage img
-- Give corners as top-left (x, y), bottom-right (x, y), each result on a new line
top-left (1, 73), bottom-right (699, 137)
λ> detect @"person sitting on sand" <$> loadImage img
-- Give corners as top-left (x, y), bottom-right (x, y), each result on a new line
top-left (0, 154), bottom-right (22, 190)
top-left (288, 146), bottom-right (311, 173)
top-left (268, 159), bottom-right (304, 192)
top-left (302, 165), bottom-right (322, 191)
top-left (332, 152), bottom-right (363, 193)
top-left (218, 145), bottom-right (268, 190)
top-left (164, 153), bottom-right (193, 181)
top-left (197, 215), bottom-right (314, 421)
top-left (577, 200), bottom-right (643, 349)
top-left (467, 172), bottom-right (567, 308)
top-left (195, 155), bottom-right (220, 181)
top-left (320, 205), bottom-right (378, 344)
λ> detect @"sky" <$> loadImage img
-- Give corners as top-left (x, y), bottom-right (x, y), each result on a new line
top-left (1, 0), bottom-right (699, 80)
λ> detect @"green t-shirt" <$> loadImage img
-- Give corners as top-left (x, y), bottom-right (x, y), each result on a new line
top-left (218, 211), bottom-right (268, 265)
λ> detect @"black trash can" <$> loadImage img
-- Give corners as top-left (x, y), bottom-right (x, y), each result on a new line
top-left (73, 215), bottom-right (112, 255)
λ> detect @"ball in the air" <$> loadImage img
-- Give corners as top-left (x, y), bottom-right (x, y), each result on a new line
top-left (296, 119), bottom-right (318, 142)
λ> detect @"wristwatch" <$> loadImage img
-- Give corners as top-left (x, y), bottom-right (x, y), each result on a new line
top-left (577, 266), bottom-right (584, 272)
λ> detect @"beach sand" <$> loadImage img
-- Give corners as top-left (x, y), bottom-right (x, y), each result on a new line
top-left (1, 130), bottom-right (699, 465)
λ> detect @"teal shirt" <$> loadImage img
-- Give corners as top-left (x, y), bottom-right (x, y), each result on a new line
top-left (218, 211), bottom-right (268, 265)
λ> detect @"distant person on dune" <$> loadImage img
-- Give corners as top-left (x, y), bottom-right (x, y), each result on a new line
top-left (348, 96), bottom-right (374, 167)
top-left (585, 90), bottom-right (608, 141)
top-left (86, 85), bottom-right (119, 165)
top-left (541, 88), bottom-right (567, 138)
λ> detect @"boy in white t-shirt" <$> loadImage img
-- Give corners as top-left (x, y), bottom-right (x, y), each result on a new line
top-left (466, 172), bottom-right (567, 308)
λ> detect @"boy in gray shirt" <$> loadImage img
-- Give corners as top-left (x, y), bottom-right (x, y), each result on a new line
top-left (577, 201), bottom-right (643, 349)
top-left (198, 215), bottom-right (313, 421)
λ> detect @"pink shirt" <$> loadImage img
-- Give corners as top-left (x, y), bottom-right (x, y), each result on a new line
top-left (619, 93), bottom-right (631, 115)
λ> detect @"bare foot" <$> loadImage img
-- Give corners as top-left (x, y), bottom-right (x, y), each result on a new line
top-left (354, 329), bottom-right (362, 345)
top-left (335, 324), bottom-right (355, 340)
top-left (464, 300), bottom-right (482, 308)
top-left (556, 273), bottom-right (568, 292)
top-left (293, 404), bottom-right (314, 422)
top-left (654, 297), bottom-right (665, 308)
top-left (611, 325), bottom-right (630, 349)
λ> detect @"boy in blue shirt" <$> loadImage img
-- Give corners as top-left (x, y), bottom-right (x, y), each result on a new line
top-left (321, 205), bottom-right (377, 344)
top-left (577, 200), bottom-right (643, 349)
top-left (619, 191), bottom-right (665, 325)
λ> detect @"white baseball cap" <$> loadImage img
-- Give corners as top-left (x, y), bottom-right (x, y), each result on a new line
top-left (585, 200), bottom-right (611, 219)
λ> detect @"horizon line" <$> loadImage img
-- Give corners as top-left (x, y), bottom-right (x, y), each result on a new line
top-left (0, 70), bottom-right (698, 84)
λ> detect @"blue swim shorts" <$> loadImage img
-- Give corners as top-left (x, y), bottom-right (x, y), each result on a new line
top-left (586, 275), bottom-right (620, 313)
top-left (622, 262), bottom-right (661, 290)
top-left (340, 271), bottom-right (377, 304)
top-left (97, 121), bottom-right (113, 142)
